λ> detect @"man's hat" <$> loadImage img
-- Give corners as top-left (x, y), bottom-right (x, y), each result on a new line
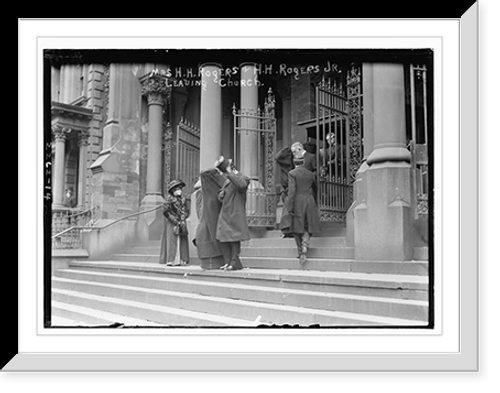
top-left (214, 156), bottom-right (232, 172)
top-left (167, 179), bottom-right (186, 194)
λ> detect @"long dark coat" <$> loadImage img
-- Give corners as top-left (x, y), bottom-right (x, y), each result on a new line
top-left (159, 194), bottom-right (190, 264)
top-left (195, 168), bottom-right (226, 258)
top-left (303, 151), bottom-right (317, 173)
top-left (285, 165), bottom-right (321, 234)
top-left (276, 148), bottom-right (318, 233)
top-left (216, 171), bottom-right (251, 243)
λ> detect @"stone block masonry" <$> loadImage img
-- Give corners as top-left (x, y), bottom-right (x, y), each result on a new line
top-left (290, 74), bottom-right (315, 142)
top-left (84, 64), bottom-right (107, 208)
top-left (93, 171), bottom-right (139, 220)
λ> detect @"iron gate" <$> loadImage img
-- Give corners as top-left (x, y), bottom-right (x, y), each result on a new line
top-left (233, 88), bottom-right (277, 227)
top-left (163, 118), bottom-right (200, 196)
top-left (314, 67), bottom-right (364, 223)
top-left (409, 63), bottom-right (429, 219)
top-left (315, 78), bottom-right (351, 223)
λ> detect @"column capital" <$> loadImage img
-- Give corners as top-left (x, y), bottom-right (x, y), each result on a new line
top-left (52, 124), bottom-right (71, 142)
top-left (200, 62), bottom-right (222, 69)
top-left (240, 62), bottom-right (258, 69)
top-left (140, 73), bottom-right (171, 106)
top-left (77, 128), bottom-right (91, 146)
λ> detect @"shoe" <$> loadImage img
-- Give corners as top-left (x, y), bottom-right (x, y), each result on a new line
top-left (166, 262), bottom-right (173, 267)
top-left (299, 253), bottom-right (307, 265)
top-left (220, 264), bottom-right (229, 270)
top-left (225, 265), bottom-right (242, 271)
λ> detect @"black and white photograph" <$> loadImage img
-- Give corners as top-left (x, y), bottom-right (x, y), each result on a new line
top-left (12, 8), bottom-right (492, 382)
top-left (46, 47), bottom-right (433, 329)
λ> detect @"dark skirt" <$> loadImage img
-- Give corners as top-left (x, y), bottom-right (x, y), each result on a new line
top-left (159, 219), bottom-right (189, 265)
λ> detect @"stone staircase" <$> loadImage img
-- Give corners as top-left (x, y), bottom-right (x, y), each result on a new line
top-left (51, 230), bottom-right (430, 328)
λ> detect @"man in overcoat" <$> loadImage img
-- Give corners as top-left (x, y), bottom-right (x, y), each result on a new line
top-left (215, 156), bottom-right (250, 271)
top-left (286, 152), bottom-right (321, 265)
top-left (319, 132), bottom-right (347, 180)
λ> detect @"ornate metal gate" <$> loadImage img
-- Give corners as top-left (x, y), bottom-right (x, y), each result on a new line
top-left (163, 118), bottom-right (200, 195)
top-left (409, 63), bottom-right (429, 219)
top-left (315, 66), bottom-right (364, 223)
top-left (233, 88), bottom-right (277, 227)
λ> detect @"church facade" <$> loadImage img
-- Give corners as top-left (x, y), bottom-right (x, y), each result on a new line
top-left (48, 49), bottom-right (431, 263)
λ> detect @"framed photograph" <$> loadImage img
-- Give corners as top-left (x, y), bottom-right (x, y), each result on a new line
top-left (12, 10), bottom-right (478, 372)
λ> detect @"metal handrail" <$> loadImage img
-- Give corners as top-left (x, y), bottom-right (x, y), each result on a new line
top-left (66, 207), bottom-right (96, 219)
top-left (51, 205), bottom-right (163, 239)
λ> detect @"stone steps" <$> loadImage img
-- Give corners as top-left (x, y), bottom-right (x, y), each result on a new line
top-left (53, 266), bottom-right (428, 324)
top-left (52, 231), bottom-right (429, 328)
top-left (51, 300), bottom-right (165, 327)
top-left (52, 288), bottom-right (259, 327)
top-left (67, 261), bottom-right (428, 300)
top-left (108, 250), bottom-right (427, 276)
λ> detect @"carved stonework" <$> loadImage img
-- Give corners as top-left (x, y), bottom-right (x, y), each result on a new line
top-left (52, 125), bottom-right (71, 142)
top-left (162, 122), bottom-right (173, 192)
top-left (346, 63), bottom-right (364, 184)
top-left (103, 64), bottom-right (110, 124)
top-left (78, 129), bottom-right (91, 146)
top-left (320, 210), bottom-right (346, 223)
top-left (417, 193), bottom-right (429, 215)
top-left (140, 73), bottom-right (171, 106)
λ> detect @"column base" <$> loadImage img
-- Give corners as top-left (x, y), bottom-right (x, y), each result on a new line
top-left (137, 193), bottom-right (165, 243)
top-left (366, 146), bottom-right (411, 166)
top-left (140, 193), bottom-right (165, 208)
top-left (245, 179), bottom-right (265, 217)
top-left (346, 160), bottom-right (370, 247)
top-left (353, 161), bottom-right (414, 261)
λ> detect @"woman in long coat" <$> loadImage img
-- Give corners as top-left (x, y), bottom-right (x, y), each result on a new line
top-left (285, 153), bottom-right (321, 265)
top-left (159, 179), bottom-right (190, 266)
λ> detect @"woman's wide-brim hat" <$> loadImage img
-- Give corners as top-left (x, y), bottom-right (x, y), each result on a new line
top-left (167, 179), bottom-right (186, 194)
top-left (214, 155), bottom-right (232, 172)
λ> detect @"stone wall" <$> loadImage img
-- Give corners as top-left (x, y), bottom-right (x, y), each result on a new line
top-left (85, 64), bottom-right (106, 209)
top-left (93, 171), bottom-right (139, 220)
top-left (290, 75), bottom-right (315, 143)
top-left (89, 64), bottom-right (145, 221)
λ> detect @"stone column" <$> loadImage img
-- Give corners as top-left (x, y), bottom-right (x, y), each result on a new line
top-left (137, 73), bottom-right (170, 242)
top-left (353, 63), bottom-right (413, 261)
top-left (60, 64), bottom-right (82, 104)
top-left (239, 63), bottom-right (264, 221)
top-left (367, 63), bottom-right (411, 166)
top-left (347, 64), bottom-right (374, 246)
top-left (77, 129), bottom-right (90, 209)
top-left (199, 63), bottom-right (222, 170)
top-left (140, 73), bottom-right (171, 206)
top-left (52, 125), bottom-right (70, 208)
top-left (239, 63), bottom-right (259, 180)
top-left (187, 63), bottom-right (223, 263)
